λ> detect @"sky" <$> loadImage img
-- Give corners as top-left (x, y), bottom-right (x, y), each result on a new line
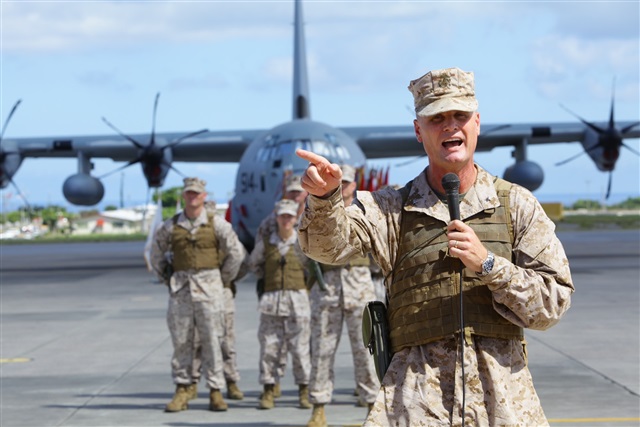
top-left (1, 0), bottom-right (639, 212)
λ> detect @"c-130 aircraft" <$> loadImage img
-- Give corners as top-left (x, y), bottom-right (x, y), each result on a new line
top-left (1, 0), bottom-right (638, 250)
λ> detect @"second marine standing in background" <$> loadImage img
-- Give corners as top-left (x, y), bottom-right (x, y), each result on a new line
top-left (249, 198), bottom-right (313, 410)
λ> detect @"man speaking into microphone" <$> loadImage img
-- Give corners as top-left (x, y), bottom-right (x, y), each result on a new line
top-left (295, 67), bottom-right (574, 427)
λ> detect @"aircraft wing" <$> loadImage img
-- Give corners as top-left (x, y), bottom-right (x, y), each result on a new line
top-left (3, 129), bottom-right (265, 162)
top-left (341, 121), bottom-right (640, 159)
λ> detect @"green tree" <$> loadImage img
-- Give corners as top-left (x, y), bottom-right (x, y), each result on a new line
top-left (5, 210), bottom-right (23, 223)
top-left (104, 205), bottom-right (118, 211)
top-left (571, 199), bottom-right (602, 210)
top-left (611, 197), bottom-right (640, 210)
top-left (37, 205), bottom-right (68, 231)
top-left (153, 187), bottom-right (182, 210)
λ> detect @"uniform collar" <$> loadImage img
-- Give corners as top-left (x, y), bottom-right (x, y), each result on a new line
top-left (404, 165), bottom-right (501, 223)
top-left (177, 209), bottom-right (209, 229)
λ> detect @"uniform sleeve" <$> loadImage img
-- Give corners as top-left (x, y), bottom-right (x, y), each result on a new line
top-left (248, 237), bottom-right (266, 279)
top-left (214, 215), bottom-right (246, 285)
top-left (150, 220), bottom-right (172, 282)
top-left (297, 186), bottom-right (402, 276)
top-left (483, 185), bottom-right (575, 330)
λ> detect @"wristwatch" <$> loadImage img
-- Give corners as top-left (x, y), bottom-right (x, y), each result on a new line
top-left (479, 251), bottom-right (495, 276)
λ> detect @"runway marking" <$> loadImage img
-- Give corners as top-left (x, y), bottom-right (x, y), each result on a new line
top-left (0, 357), bottom-right (32, 363)
top-left (549, 418), bottom-right (640, 423)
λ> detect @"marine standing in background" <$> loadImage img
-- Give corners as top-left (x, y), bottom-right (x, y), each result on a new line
top-left (296, 67), bottom-right (574, 426)
top-left (304, 164), bottom-right (380, 427)
top-left (188, 201), bottom-right (246, 402)
top-left (249, 199), bottom-right (313, 410)
top-left (150, 177), bottom-right (246, 413)
top-left (255, 174), bottom-right (308, 397)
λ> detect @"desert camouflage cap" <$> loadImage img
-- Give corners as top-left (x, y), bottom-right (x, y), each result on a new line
top-left (183, 177), bottom-right (207, 193)
top-left (340, 164), bottom-right (356, 183)
top-left (408, 67), bottom-right (478, 117)
top-left (285, 175), bottom-right (304, 193)
top-left (275, 199), bottom-right (299, 217)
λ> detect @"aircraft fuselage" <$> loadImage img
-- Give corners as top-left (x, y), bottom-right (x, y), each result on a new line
top-left (230, 118), bottom-right (366, 249)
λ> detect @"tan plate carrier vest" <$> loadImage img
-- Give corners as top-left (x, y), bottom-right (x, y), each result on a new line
top-left (263, 237), bottom-right (306, 293)
top-left (388, 178), bottom-right (523, 353)
top-left (171, 213), bottom-right (220, 272)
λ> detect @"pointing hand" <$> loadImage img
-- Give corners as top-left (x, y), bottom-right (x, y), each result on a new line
top-left (295, 149), bottom-right (342, 198)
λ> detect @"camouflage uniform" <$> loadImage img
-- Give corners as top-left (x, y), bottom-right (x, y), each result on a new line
top-left (298, 166), bottom-right (574, 426)
top-left (191, 288), bottom-right (243, 386)
top-left (249, 231), bottom-right (312, 386)
top-left (220, 287), bottom-right (241, 383)
top-left (151, 210), bottom-right (245, 390)
top-left (307, 263), bottom-right (380, 405)
top-left (256, 211), bottom-right (291, 380)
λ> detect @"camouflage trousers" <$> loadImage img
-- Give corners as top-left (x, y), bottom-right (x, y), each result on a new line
top-left (258, 313), bottom-right (311, 385)
top-left (192, 288), bottom-right (241, 384)
top-left (167, 287), bottom-right (225, 389)
top-left (308, 302), bottom-right (379, 404)
top-left (363, 336), bottom-right (548, 427)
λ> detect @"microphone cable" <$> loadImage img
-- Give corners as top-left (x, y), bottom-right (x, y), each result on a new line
top-left (442, 172), bottom-right (466, 426)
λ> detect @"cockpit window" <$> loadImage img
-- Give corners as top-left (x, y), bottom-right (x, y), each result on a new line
top-left (256, 137), bottom-right (351, 165)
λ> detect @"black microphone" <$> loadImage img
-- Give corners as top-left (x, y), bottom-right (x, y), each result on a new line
top-left (441, 173), bottom-right (460, 221)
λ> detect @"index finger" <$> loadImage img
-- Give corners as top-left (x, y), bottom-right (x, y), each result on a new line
top-left (296, 148), bottom-right (328, 166)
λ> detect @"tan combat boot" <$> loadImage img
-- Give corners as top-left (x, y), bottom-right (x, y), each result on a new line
top-left (306, 404), bottom-right (327, 427)
top-left (165, 384), bottom-right (190, 412)
top-left (258, 384), bottom-right (275, 409)
top-left (298, 384), bottom-right (312, 409)
top-left (186, 382), bottom-right (198, 400)
top-left (273, 382), bottom-right (281, 398)
top-left (208, 388), bottom-right (228, 412)
top-left (227, 381), bottom-right (244, 400)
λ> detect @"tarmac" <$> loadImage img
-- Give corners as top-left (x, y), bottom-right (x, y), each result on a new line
top-left (1, 229), bottom-right (639, 427)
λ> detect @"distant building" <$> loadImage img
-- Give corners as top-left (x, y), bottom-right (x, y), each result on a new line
top-left (72, 204), bottom-right (158, 235)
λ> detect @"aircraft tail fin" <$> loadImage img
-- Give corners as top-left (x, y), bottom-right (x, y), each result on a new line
top-left (292, 0), bottom-right (310, 120)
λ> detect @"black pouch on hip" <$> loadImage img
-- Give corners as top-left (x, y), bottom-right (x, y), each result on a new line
top-left (362, 300), bottom-right (393, 383)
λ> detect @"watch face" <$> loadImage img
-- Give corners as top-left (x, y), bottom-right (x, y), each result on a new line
top-left (483, 253), bottom-right (494, 275)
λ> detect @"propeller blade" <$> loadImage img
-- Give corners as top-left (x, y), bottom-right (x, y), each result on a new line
top-left (621, 142), bottom-right (640, 157)
top-left (101, 116), bottom-right (145, 149)
top-left (98, 158), bottom-right (142, 180)
top-left (621, 121), bottom-right (640, 134)
top-left (166, 162), bottom-right (187, 179)
top-left (10, 177), bottom-right (32, 213)
top-left (1, 99), bottom-right (22, 142)
top-left (555, 139), bottom-right (605, 166)
top-left (150, 92), bottom-right (160, 146)
top-left (606, 171), bottom-right (612, 200)
top-left (608, 77), bottom-right (616, 130)
top-left (559, 104), bottom-right (605, 134)
top-left (555, 150), bottom-right (588, 166)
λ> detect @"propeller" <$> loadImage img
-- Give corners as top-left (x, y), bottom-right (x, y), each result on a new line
top-left (555, 80), bottom-right (639, 199)
top-left (0, 99), bottom-right (32, 212)
top-left (98, 92), bottom-right (209, 187)
top-left (394, 124), bottom-right (512, 167)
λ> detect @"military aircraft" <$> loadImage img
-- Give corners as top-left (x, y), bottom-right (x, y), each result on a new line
top-left (1, 0), bottom-right (638, 249)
